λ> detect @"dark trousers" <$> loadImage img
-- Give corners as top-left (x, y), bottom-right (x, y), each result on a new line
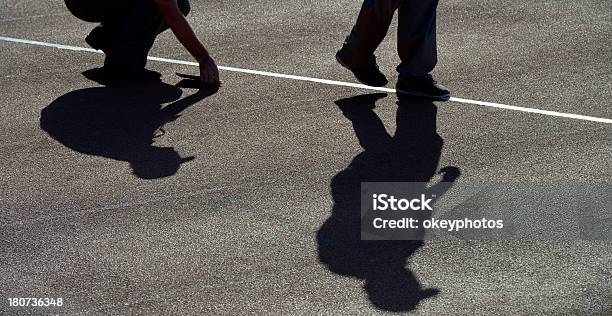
top-left (342, 0), bottom-right (439, 77)
top-left (66, 0), bottom-right (190, 71)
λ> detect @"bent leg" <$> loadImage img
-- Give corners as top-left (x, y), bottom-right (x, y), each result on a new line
top-left (103, 0), bottom-right (191, 72)
top-left (64, 0), bottom-right (117, 22)
top-left (340, 0), bottom-right (400, 67)
top-left (396, 0), bottom-right (439, 77)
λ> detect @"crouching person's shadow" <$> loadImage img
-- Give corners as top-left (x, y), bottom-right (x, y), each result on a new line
top-left (317, 93), bottom-right (460, 312)
top-left (40, 69), bottom-right (217, 179)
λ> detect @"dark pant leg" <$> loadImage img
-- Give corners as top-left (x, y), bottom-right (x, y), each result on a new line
top-left (341, 0), bottom-right (400, 67)
top-left (103, 0), bottom-right (191, 71)
top-left (396, 0), bottom-right (439, 77)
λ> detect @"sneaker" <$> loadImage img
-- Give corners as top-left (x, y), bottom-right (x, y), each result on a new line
top-left (396, 74), bottom-right (450, 101)
top-left (336, 50), bottom-right (388, 87)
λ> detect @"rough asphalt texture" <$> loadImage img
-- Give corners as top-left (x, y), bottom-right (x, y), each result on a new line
top-left (1, 0), bottom-right (611, 315)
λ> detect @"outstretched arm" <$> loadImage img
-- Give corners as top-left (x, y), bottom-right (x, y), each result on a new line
top-left (155, 0), bottom-right (220, 86)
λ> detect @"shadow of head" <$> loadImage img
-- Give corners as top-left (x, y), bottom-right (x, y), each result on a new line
top-left (318, 93), bottom-right (457, 312)
top-left (365, 270), bottom-right (440, 312)
top-left (129, 149), bottom-right (195, 180)
top-left (40, 71), bottom-right (214, 179)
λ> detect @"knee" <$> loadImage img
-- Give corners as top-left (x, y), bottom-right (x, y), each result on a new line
top-left (178, 0), bottom-right (191, 16)
top-left (64, 0), bottom-right (106, 22)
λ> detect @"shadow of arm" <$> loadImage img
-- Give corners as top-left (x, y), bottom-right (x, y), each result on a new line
top-left (160, 85), bottom-right (219, 122)
top-left (427, 166), bottom-right (461, 197)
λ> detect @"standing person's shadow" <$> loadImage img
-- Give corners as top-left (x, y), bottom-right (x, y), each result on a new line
top-left (317, 93), bottom-right (460, 312)
top-left (40, 69), bottom-right (217, 179)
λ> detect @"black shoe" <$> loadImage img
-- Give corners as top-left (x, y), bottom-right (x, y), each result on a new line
top-left (396, 74), bottom-right (450, 101)
top-left (85, 26), bottom-right (112, 52)
top-left (336, 50), bottom-right (388, 87)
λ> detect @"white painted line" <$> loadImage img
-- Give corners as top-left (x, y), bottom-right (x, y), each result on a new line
top-left (1, 35), bottom-right (611, 124)
top-left (449, 97), bottom-right (612, 124)
top-left (148, 55), bottom-right (398, 93)
top-left (0, 36), bottom-right (98, 53)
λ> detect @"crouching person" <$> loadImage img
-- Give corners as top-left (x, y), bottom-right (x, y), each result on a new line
top-left (64, 0), bottom-right (219, 86)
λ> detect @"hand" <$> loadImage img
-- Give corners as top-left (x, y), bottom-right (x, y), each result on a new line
top-left (199, 57), bottom-right (220, 87)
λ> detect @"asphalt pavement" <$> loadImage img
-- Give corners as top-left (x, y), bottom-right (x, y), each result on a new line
top-left (0, 0), bottom-right (611, 315)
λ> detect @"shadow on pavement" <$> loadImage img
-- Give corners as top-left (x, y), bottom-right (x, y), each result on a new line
top-left (317, 93), bottom-right (460, 312)
top-left (40, 69), bottom-right (217, 179)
